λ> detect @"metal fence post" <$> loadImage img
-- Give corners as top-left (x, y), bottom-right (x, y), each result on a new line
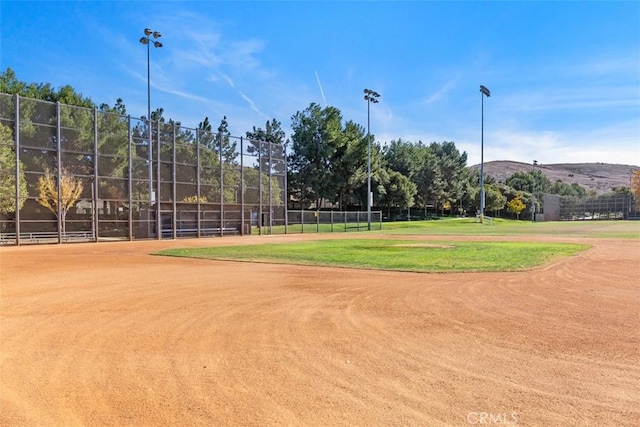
top-left (156, 121), bottom-right (161, 239)
top-left (268, 141), bottom-right (273, 234)
top-left (148, 120), bottom-right (153, 239)
top-left (219, 133), bottom-right (223, 236)
top-left (14, 94), bottom-right (21, 245)
top-left (240, 136), bottom-right (245, 236)
top-left (330, 210), bottom-right (334, 232)
top-left (196, 128), bottom-right (201, 238)
top-left (284, 141), bottom-right (288, 234)
top-left (93, 108), bottom-right (99, 241)
top-left (172, 123), bottom-right (177, 239)
top-left (128, 115), bottom-right (133, 241)
top-left (258, 143), bottom-right (263, 236)
top-left (56, 101), bottom-right (62, 244)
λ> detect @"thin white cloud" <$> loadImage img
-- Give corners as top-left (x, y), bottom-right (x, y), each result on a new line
top-left (156, 85), bottom-right (212, 105)
top-left (173, 44), bottom-right (223, 69)
top-left (156, 11), bottom-right (268, 87)
top-left (238, 90), bottom-right (268, 119)
top-left (459, 123), bottom-right (640, 167)
top-left (107, 9), bottom-right (278, 129)
top-left (227, 39), bottom-right (266, 69)
top-left (501, 86), bottom-right (639, 113)
top-left (221, 73), bottom-right (235, 88)
top-left (315, 70), bottom-right (327, 106)
top-left (425, 75), bottom-right (461, 104)
top-left (84, 3), bottom-right (639, 168)
top-left (555, 54), bottom-right (639, 78)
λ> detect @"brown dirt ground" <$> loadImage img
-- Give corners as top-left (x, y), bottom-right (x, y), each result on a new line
top-left (1, 233), bottom-right (639, 426)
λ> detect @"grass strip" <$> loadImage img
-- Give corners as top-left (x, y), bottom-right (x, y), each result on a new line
top-left (256, 219), bottom-right (640, 238)
top-left (157, 239), bottom-right (590, 273)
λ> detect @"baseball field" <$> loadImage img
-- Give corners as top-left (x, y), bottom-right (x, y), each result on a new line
top-left (1, 220), bottom-right (638, 426)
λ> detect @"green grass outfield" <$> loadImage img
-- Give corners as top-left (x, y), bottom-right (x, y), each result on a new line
top-left (380, 218), bottom-right (640, 238)
top-left (154, 218), bottom-right (640, 273)
top-left (261, 218), bottom-right (640, 239)
top-left (158, 239), bottom-right (590, 273)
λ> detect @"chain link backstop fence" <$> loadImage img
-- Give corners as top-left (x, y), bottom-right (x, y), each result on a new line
top-left (0, 93), bottom-right (286, 245)
top-left (542, 193), bottom-right (637, 221)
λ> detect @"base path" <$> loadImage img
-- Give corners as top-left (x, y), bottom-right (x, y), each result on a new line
top-left (1, 234), bottom-right (639, 426)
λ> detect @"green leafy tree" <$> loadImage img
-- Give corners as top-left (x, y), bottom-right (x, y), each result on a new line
top-left (0, 123), bottom-right (28, 218)
top-left (96, 99), bottom-right (131, 188)
top-left (548, 180), bottom-right (587, 197)
top-left (463, 169), bottom-right (499, 216)
top-left (505, 171), bottom-right (534, 193)
top-left (334, 120), bottom-right (373, 209)
top-left (382, 139), bottom-right (421, 213)
top-left (243, 167), bottom-right (283, 206)
top-left (246, 118), bottom-right (287, 184)
top-left (430, 141), bottom-right (468, 214)
top-left (383, 139), bottom-right (423, 180)
top-left (288, 103), bottom-right (380, 210)
top-left (378, 170), bottom-right (417, 218)
top-left (455, 167), bottom-right (477, 216)
top-left (197, 116), bottom-right (215, 149)
top-left (1, 67), bottom-right (94, 107)
top-left (0, 67), bottom-right (25, 94)
top-left (246, 118), bottom-right (286, 146)
top-left (610, 185), bottom-right (630, 194)
top-left (196, 119), bottom-right (221, 203)
top-left (250, 118), bottom-right (286, 172)
top-left (506, 170), bottom-right (551, 194)
top-left (1, 68), bottom-right (101, 176)
top-left (288, 103), bottom-right (344, 208)
top-left (414, 144), bottom-right (442, 214)
top-left (483, 184), bottom-right (507, 217)
top-left (216, 116), bottom-right (237, 164)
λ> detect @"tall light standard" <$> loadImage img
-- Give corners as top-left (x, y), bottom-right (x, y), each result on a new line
top-left (531, 160), bottom-right (538, 222)
top-left (140, 28), bottom-right (162, 236)
top-left (364, 88), bottom-right (380, 231)
top-left (140, 28), bottom-right (163, 134)
top-left (479, 85), bottom-right (490, 222)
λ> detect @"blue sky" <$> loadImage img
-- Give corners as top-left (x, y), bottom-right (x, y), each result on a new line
top-left (1, 0), bottom-right (639, 166)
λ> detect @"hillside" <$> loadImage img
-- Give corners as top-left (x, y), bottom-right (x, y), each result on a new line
top-left (470, 161), bottom-right (639, 195)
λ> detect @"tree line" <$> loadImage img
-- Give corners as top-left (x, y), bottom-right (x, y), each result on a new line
top-left (2, 67), bottom-right (635, 222)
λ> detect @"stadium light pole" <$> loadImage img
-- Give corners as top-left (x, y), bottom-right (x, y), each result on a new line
top-left (364, 88), bottom-right (380, 231)
top-left (479, 85), bottom-right (490, 223)
top-left (140, 28), bottom-right (162, 224)
top-left (531, 160), bottom-right (538, 222)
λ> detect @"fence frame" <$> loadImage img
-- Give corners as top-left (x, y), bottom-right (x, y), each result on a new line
top-left (281, 209), bottom-right (383, 234)
top-left (0, 93), bottom-right (287, 245)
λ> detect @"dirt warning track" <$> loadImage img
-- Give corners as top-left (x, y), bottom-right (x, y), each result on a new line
top-left (1, 234), bottom-right (639, 426)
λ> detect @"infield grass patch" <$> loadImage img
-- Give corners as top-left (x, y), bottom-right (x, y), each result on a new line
top-left (157, 239), bottom-right (589, 272)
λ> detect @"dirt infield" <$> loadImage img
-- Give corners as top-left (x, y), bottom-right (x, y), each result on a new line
top-left (1, 233), bottom-right (639, 426)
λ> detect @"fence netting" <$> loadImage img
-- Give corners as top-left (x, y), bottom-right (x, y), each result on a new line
top-left (0, 93), bottom-right (286, 244)
top-left (542, 193), bottom-right (636, 221)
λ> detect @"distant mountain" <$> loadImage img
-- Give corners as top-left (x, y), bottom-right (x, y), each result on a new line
top-left (469, 161), bottom-right (639, 194)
